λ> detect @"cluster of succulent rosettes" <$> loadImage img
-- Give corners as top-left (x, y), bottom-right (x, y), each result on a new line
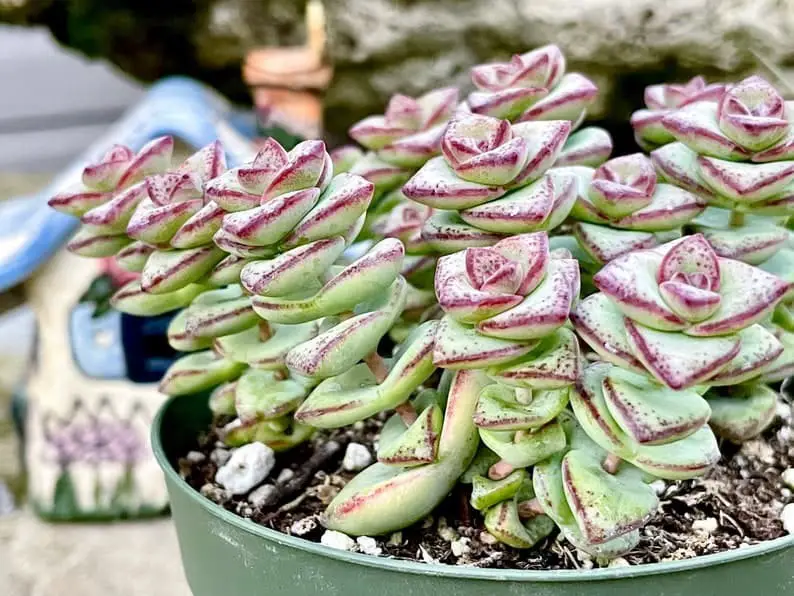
top-left (430, 233), bottom-right (582, 547)
top-left (564, 153), bottom-right (706, 265)
top-left (652, 75), bottom-right (794, 265)
top-left (572, 234), bottom-right (792, 447)
top-left (464, 44), bottom-right (612, 169)
top-left (346, 88), bottom-right (460, 197)
top-left (631, 76), bottom-right (726, 151)
top-left (50, 136), bottom-right (176, 260)
top-left (403, 113), bottom-right (579, 255)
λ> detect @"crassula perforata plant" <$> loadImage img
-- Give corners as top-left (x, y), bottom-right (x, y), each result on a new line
top-left (464, 44), bottom-right (613, 168)
top-left (324, 232), bottom-right (583, 544)
top-left (51, 65), bottom-right (794, 566)
top-left (572, 234), bottom-right (791, 445)
top-left (630, 76), bottom-right (726, 151)
top-left (403, 113), bottom-right (578, 254)
top-left (653, 75), bottom-right (794, 266)
top-left (564, 153), bottom-right (706, 265)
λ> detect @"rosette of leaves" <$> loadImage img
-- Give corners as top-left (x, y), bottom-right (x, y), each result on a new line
top-left (566, 153), bottom-right (706, 266)
top-left (653, 75), bottom-right (794, 266)
top-left (403, 113), bottom-right (578, 254)
top-left (465, 44), bottom-right (612, 168)
top-left (50, 137), bottom-right (175, 260)
top-left (630, 76), bottom-right (725, 151)
top-left (572, 234), bottom-right (791, 453)
top-left (347, 88), bottom-right (459, 199)
top-left (435, 233), bottom-right (580, 548)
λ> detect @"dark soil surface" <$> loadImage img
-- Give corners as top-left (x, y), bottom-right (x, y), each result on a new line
top-left (179, 401), bottom-right (793, 570)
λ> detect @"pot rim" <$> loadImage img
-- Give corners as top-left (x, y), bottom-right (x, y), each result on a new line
top-left (153, 394), bottom-right (794, 583)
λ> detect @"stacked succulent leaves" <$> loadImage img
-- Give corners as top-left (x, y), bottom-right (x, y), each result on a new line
top-left (52, 55), bottom-right (794, 562)
top-left (464, 44), bottom-right (613, 168)
top-left (566, 153), bottom-right (706, 266)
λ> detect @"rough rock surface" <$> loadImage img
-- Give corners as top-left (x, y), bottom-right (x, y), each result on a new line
top-left (2, 1), bottom-right (791, 141)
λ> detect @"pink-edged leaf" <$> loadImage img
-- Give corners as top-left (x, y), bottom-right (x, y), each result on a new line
top-left (555, 127), bottom-right (613, 168)
top-left (658, 280), bottom-right (721, 322)
top-left (573, 223), bottom-right (657, 265)
top-left (221, 187), bottom-right (320, 246)
top-left (205, 170), bottom-right (262, 212)
top-left (658, 234), bottom-right (720, 291)
top-left (593, 250), bottom-right (686, 331)
top-left (509, 120), bottom-right (572, 186)
top-left (612, 184), bottom-right (705, 231)
top-left (237, 137), bottom-right (289, 192)
top-left (435, 251), bottom-right (523, 324)
top-left (476, 258), bottom-right (578, 340)
top-left (697, 156), bottom-right (794, 203)
top-left (116, 136), bottom-right (174, 189)
top-left (281, 173), bottom-right (374, 248)
top-left (650, 142), bottom-right (718, 201)
top-left (80, 181), bottom-right (148, 233)
top-left (661, 103), bottom-right (749, 160)
top-left (685, 257), bottom-right (792, 336)
top-left (588, 153), bottom-right (656, 218)
top-left (717, 76), bottom-right (788, 152)
top-left (170, 201), bottom-right (226, 249)
top-left (625, 319), bottom-right (740, 389)
top-left (402, 156), bottom-right (504, 210)
top-left (264, 140), bottom-right (329, 199)
top-left (518, 73), bottom-right (598, 123)
top-left (241, 237), bottom-right (346, 297)
top-left (570, 293), bottom-right (647, 373)
top-left (48, 187), bottom-right (109, 216)
top-left (460, 173), bottom-right (575, 234)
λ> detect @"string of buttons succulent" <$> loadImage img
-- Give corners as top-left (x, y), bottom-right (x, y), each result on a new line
top-left (50, 44), bottom-right (794, 562)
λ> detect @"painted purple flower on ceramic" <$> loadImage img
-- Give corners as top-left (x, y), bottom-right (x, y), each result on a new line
top-left (631, 76), bottom-right (725, 149)
top-left (44, 408), bottom-right (145, 465)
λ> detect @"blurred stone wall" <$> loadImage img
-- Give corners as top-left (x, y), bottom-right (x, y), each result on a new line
top-left (3, 0), bottom-right (792, 141)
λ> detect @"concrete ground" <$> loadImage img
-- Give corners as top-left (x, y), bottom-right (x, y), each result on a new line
top-left (0, 172), bottom-right (192, 595)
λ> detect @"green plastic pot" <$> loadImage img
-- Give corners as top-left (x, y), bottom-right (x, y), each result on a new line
top-left (153, 393), bottom-right (794, 596)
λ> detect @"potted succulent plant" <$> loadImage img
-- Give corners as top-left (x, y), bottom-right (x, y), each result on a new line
top-left (51, 48), bottom-right (794, 596)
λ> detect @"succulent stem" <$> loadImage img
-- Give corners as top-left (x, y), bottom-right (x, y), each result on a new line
top-left (258, 321), bottom-right (273, 342)
top-left (488, 460), bottom-right (516, 480)
top-left (517, 498), bottom-right (546, 519)
top-left (364, 352), bottom-right (390, 383)
top-left (602, 452), bottom-right (622, 475)
top-left (395, 401), bottom-right (419, 426)
top-left (729, 210), bottom-right (746, 228)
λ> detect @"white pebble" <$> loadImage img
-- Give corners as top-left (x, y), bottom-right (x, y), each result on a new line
top-left (342, 443), bottom-right (373, 472)
top-left (388, 532), bottom-right (403, 546)
top-left (210, 448), bottom-right (231, 466)
top-left (649, 480), bottom-right (667, 496)
top-left (356, 536), bottom-right (382, 556)
top-left (185, 451), bottom-right (206, 463)
top-left (451, 537), bottom-right (470, 558)
top-left (779, 426), bottom-right (794, 445)
top-left (290, 516), bottom-right (319, 537)
top-left (277, 468), bottom-right (295, 484)
top-left (740, 439), bottom-right (775, 465)
top-left (215, 442), bottom-right (275, 495)
top-left (692, 518), bottom-right (718, 535)
top-left (321, 530), bottom-right (356, 551)
top-left (782, 469), bottom-right (794, 490)
top-left (781, 504), bottom-right (794, 534)
top-left (248, 484), bottom-right (277, 508)
top-left (608, 557), bottom-right (631, 568)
